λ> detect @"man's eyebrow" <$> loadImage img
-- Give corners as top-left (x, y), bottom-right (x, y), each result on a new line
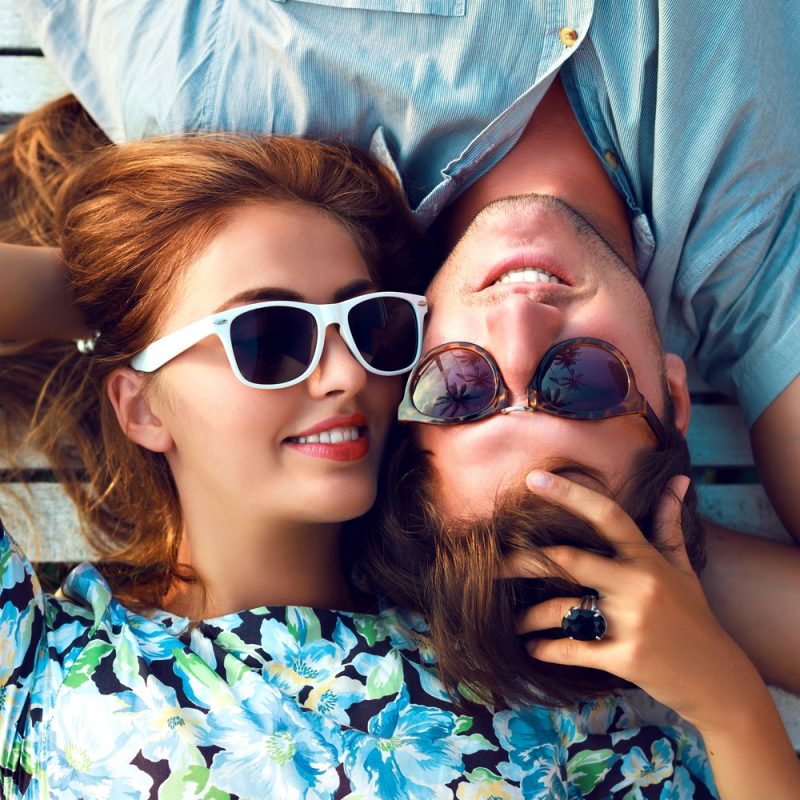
top-left (214, 278), bottom-right (377, 313)
top-left (540, 459), bottom-right (612, 494)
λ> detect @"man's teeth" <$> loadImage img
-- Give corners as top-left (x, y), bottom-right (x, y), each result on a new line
top-left (495, 267), bottom-right (563, 285)
top-left (292, 426), bottom-right (361, 444)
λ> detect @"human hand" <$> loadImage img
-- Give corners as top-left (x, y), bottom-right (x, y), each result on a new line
top-left (0, 243), bottom-right (89, 340)
top-left (505, 471), bottom-right (763, 732)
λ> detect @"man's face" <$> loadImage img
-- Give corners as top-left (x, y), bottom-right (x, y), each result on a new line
top-left (417, 194), bottom-right (688, 518)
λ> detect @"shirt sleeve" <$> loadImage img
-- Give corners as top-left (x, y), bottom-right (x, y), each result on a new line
top-left (16, 0), bottom-right (221, 142)
top-left (687, 186), bottom-right (800, 425)
top-left (0, 520), bottom-right (48, 783)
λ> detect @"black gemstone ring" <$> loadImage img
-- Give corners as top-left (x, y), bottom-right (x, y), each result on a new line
top-left (561, 594), bottom-right (607, 641)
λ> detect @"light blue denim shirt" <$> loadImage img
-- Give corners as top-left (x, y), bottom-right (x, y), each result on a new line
top-left (20, 0), bottom-right (800, 424)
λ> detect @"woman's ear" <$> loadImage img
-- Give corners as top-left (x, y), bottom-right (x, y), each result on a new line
top-left (107, 367), bottom-right (173, 453)
top-left (663, 353), bottom-right (691, 436)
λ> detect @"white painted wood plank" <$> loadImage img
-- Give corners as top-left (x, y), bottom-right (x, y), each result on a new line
top-left (696, 484), bottom-right (790, 542)
top-left (0, 55), bottom-right (67, 114)
top-left (770, 686), bottom-right (800, 751)
top-left (0, 2), bottom-right (38, 49)
top-left (687, 404), bottom-right (754, 467)
top-left (0, 482), bottom-right (92, 561)
top-left (0, 444), bottom-right (51, 469)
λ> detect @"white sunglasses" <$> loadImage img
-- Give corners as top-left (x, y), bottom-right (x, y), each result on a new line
top-left (130, 291), bottom-right (428, 389)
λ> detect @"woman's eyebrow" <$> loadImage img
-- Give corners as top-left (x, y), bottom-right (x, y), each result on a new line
top-left (214, 279), bottom-right (377, 313)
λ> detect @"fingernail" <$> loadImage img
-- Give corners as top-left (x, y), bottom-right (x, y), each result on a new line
top-left (671, 475), bottom-right (690, 501)
top-left (527, 471), bottom-right (552, 490)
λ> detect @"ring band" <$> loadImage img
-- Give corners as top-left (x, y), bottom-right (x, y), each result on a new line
top-left (561, 594), bottom-right (607, 641)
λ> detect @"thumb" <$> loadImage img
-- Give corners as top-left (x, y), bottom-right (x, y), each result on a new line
top-left (651, 475), bottom-right (693, 569)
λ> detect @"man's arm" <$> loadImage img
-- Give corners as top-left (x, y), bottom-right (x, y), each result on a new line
top-left (0, 243), bottom-right (87, 340)
top-left (750, 376), bottom-right (800, 544)
top-left (701, 522), bottom-right (800, 693)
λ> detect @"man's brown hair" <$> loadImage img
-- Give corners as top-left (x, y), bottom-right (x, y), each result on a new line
top-left (358, 413), bottom-right (704, 708)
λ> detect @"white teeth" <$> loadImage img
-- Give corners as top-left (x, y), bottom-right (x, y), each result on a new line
top-left (495, 267), bottom-right (563, 285)
top-left (293, 425), bottom-right (360, 444)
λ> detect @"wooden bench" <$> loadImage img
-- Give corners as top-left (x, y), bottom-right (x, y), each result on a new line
top-left (2, 0), bottom-right (799, 749)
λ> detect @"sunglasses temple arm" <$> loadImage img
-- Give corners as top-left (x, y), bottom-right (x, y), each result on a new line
top-left (643, 402), bottom-right (669, 449)
top-left (131, 317), bottom-right (219, 372)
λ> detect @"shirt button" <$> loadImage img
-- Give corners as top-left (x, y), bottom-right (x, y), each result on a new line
top-left (559, 27), bottom-right (579, 47)
top-left (603, 150), bottom-right (620, 170)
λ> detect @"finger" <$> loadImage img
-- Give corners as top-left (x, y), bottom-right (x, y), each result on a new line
top-left (502, 545), bottom-right (622, 590)
top-left (517, 596), bottom-right (582, 634)
top-left (526, 636), bottom-right (607, 671)
top-left (526, 470), bottom-right (650, 556)
top-left (650, 475), bottom-right (693, 571)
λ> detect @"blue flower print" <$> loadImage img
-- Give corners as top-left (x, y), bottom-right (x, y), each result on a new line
top-left (0, 534), bottom-right (28, 591)
top-left (493, 705), bottom-right (560, 773)
top-left (0, 600), bottom-right (36, 681)
top-left (0, 684), bottom-right (29, 768)
top-left (658, 764), bottom-right (711, 800)
top-left (117, 675), bottom-right (210, 771)
top-left (206, 681), bottom-right (341, 800)
top-left (343, 685), bottom-right (467, 799)
top-left (668, 726), bottom-right (717, 794)
top-left (517, 744), bottom-right (570, 800)
top-left (262, 615), bottom-right (356, 697)
top-left (494, 707), bottom-right (569, 799)
top-left (611, 737), bottom-right (675, 796)
top-left (306, 674), bottom-right (366, 725)
top-left (46, 685), bottom-right (153, 799)
top-left (455, 769), bottom-right (523, 800)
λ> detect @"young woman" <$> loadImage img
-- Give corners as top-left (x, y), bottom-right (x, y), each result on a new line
top-left (0, 98), bottom-right (793, 799)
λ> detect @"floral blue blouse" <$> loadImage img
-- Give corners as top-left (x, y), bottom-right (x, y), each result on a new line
top-left (0, 524), bottom-right (718, 799)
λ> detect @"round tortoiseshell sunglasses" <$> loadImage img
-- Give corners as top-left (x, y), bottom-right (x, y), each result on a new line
top-left (397, 337), bottom-right (667, 448)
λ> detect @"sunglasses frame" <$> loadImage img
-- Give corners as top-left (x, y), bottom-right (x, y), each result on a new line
top-left (131, 291), bottom-right (428, 389)
top-left (398, 337), bottom-right (667, 448)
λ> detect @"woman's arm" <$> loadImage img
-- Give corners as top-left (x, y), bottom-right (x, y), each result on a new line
top-left (751, 377), bottom-right (800, 544)
top-left (508, 472), bottom-right (800, 800)
top-left (701, 523), bottom-right (800, 692)
top-left (1, 243), bottom-right (88, 340)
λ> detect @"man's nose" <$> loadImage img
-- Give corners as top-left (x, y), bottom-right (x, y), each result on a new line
top-left (482, 296), bottom-right (562, 402)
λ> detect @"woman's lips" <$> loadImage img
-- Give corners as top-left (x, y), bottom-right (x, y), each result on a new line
top-left (285, 415), bottom-right (369, 461)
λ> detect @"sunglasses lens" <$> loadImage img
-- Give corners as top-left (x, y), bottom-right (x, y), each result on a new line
top-left (540, 342), bottom-right (629, 413)
top-left (348, 296), bottom-right (420, 373)
top-left (230, 306), bottom-right (317, 385)
top-left (412, 347), bottom-right (496, 420)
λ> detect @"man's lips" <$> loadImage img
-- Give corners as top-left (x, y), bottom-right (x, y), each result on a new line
top-left (492, 266), bottom-right (565, 286)
top-left (480, 254), bottom-right (573, 292)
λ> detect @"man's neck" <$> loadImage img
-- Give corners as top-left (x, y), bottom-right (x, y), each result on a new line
top-left (438, 76), bottom-right (635, 271)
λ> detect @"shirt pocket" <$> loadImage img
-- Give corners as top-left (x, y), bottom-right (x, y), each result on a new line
top-left (272, 0), bottom-right (465, 16)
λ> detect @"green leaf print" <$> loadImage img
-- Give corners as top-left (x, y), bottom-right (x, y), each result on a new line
top-left (454, 714), bottom-right (473, 735)
top-left (567, 748), bottom-right (616, 793)
top-left (464, 767), bottom-right (505, 782)
top-left (366, 650), bottom-right (403, 699)
top-left (159, 765), bottom-right (210, 799)
top-left (62, 640), bottom-right (115, 688)
top-left (203, 787), bottom-right (231, 800)
top-left (172, 649), bottom-right (230, 707)
top-left (354, 615), bottom-right (380, 647)
top-left (113, 635), bottom-right (142, 690)
top-left (223, 653), bottom-right (249, 685)
top-left (286, 606), bottom-right (321, 644)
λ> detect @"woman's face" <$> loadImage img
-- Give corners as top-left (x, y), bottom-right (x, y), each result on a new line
top-left (141, 201), bottom-right (402, 529)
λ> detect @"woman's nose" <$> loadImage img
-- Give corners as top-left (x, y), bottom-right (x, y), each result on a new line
top-left (307, 325), bottom-right (368, 398)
